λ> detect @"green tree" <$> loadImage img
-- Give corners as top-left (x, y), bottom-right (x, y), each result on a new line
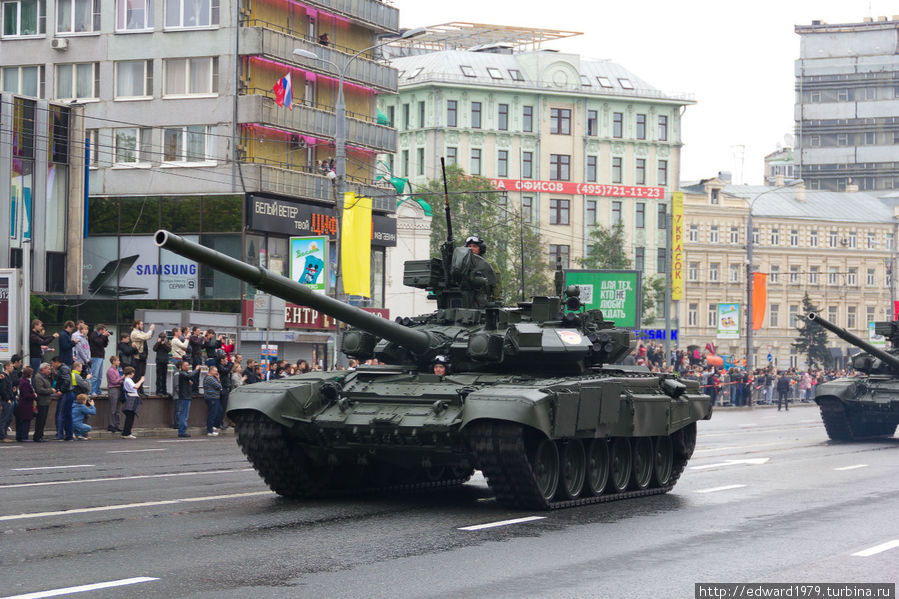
top-left (424, 165), bottom-right (551, 304)
top-left (577, 223), bottom-right (664, 321)
top-left (792, 293), bottom-right (831, 368)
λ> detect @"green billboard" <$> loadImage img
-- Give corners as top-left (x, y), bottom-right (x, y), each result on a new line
top-left (563, 269), bottom-right (642, 329)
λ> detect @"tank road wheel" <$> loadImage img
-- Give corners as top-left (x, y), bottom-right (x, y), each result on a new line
top-left (586, 439), bottom-right (610, 496)
top-left (630, 437), bottom-right (654, 490)
top-left (530, 438), bottom-right (560, 503)
top-left (558, 439), bottom-right (587, 500)
top-left (674, 422), bottom-right (698, 458)
top-left (609, 438), bottom-right (632, 493)
top-left (651, 435), bottom-right (675, 487)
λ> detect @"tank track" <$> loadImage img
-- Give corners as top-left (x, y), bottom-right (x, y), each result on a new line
top-left (468, 420), bottom-right (691, 510)
top-left (817, 398), bottom-right (899, 441)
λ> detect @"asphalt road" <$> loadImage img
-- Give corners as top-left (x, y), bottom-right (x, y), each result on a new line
top-left (2, 405), bottom-right (898, 599)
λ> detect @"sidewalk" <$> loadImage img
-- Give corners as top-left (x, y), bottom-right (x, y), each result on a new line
top-left (78, 426), bottom-right (236, 440)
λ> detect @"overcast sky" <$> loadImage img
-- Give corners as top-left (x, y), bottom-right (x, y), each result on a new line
top-left (391, 0), bottom-right (897, 185)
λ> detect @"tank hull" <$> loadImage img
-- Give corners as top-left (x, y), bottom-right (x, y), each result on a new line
top-left (814, 375), bottom-right (899, 441)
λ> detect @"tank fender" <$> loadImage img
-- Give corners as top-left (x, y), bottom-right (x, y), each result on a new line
top-left (459, 387), bottom-right (554, 438)
top-left (227, 373), bottom-right (346, 427)
top-left (814, 379), bottom-right (862, 405)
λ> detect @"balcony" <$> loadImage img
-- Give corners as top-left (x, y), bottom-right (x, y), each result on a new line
top-left (241, 23), bottom-right (397, 93)
top-left (304, 0), bottom-right (399, 34)
top-left (238, 93), bottom-right (396, 153)
top-left (242, 161), bottom-right (396, 213)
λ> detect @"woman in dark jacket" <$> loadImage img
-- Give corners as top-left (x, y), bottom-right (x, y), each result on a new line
top-left (152, 333), bottom-right (172, 397)
top-left (15, 366), bottom-right (36, 441)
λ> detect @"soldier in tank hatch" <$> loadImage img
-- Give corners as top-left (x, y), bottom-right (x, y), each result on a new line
top-left (432, 355), bottom-right (450, 377)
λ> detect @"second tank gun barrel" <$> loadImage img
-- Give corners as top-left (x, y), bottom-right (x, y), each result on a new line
top-left (807, 311), bottom-right (899, 371)
top-left (154, 230), bottom-right (433, 354)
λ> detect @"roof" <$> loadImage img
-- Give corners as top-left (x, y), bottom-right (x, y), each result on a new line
top-left (390, 50), bottom-right (694, 103)
top-left (388, 22), bottom-right (582, 53)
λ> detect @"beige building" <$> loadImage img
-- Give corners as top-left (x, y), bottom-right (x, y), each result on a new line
top-left (681, 176), bottom-right (899, 369)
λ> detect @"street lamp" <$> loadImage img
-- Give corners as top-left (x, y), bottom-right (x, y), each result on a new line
top-left (745, 179), bottom-right (804, 371)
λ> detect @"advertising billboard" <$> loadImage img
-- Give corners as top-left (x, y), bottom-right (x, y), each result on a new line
top-left (289, 236), bottom-right (328, 294)
top-left (717, 303), bottom-right (741, 339)
top-left (564, 270), bottom-right (641, 329)
top-left (671, 191), bottom-right (684, 300)
top-left (0, 269), bottom-right (19, 360)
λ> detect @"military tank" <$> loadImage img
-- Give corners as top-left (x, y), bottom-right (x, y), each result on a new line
top-left (154, 226), bottom-right (711, 509)
top-left (806, 312), bottom-right (899, 441)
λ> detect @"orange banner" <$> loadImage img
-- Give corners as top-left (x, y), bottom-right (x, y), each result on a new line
top-left (752, 272), bottom-right (767, 330)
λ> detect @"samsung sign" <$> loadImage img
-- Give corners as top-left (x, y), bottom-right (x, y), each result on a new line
top-left (247, 195), bottom-right (396, 247)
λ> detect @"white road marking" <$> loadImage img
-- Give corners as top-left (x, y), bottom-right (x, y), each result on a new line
top-left (800, 419), bottom-right (820, 423)
top-left (106, 449), bottom-right (167, 454)
top-left (0, 491), bottom-right (273, 522)
top-left (852, 539), bottom-right (899, 557)
top-left (11, 465), bottom-right (95, 472)
top-left (695, 484), bottom-right (747, 494)
top-left (834, 464), bottom-right (868, 471)
top-left (458, 516), bottom-right (546, 531)
top-left (0, 445), bottom-right (23, 449)
top-left (690, 458), bottom-right (770, 471)
top-left (738, 424), bottom-right (758, 428)
top-left (0, 576), bottom-right (159, 598)
top-left (0, 468), bottom-right (253, 490)
top-left (156, 439), bottom-right (215, 443)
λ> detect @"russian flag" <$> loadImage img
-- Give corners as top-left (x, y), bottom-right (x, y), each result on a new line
top-left (273, 73), bottom-right (293, 110)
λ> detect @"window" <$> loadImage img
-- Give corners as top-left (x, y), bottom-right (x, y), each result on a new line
top-left (587, 110), bottom-right (598, 136)
top-left (828, 306), bottom-right (838, 325)
top-left (769, 304), bottom-right (779, 328)
top-left (163, 125), bottom-right (211, 163)
top-left (446, 100), bottom-right (457, 127)
top-left (57, 0), bottom-right (99, 33)
top-left (114, 127), bottom-right (152, 164)
top-left (847, 306), bottom-right (856, 329)
top-left (611, 156), bottom-right (622, 184)
top-left (789, 305), bottom-right (799, 328)
top-left (848, 232), bottom-right (856, 248)
top-left (837, 133), bottom-right (848, 146)
top-left (657, 248), bottom-right (667, 273)
top-left (618, 78), bottom-right (633, 89)
top-left (521, 151), bottom-right (533, 179)
top-left (521, 196), bottom-right (533, 224)
top-left (709, 225), bottom-right (719, 243)
top-left (406, 67), bottom-right (422, 79)
top-left (788, 229), bottom-right (798, 247)
top-left (116, 0), bottom-right (153, 30)
top-left (164, 57), bottom-right (217, 96)
top-left (867, 268), bottom-right (876, 286)
top-left (636, 114), bottom-right (646, 139)
top-left (810, 230), bottom-right (818, 247)
top-left (788, 265), bottom-right (799, 283)
top-left (445, 147), bottom-right (457, 166)
top-left (580, 74), bottom-right (591, 87)
top-left (115, 60), bottom-right (153, 98)
top-left (752, 227), bottom-right (759, 244)
top-left (401, 150), bottom-right (408, 176)
top-left (888, 233), bottom-right (894, 250)
top-left (865, 131), bottom-right (875, 145)
top-left (711, 189), bottom-right (720, 204)
top-left (497, 150), bottom-right (508, 177)
top-left (658, 204), bottom-right (667, 229)
top-left (550, 108), bottom-right (571, 135)
top-left (867, 306), bottom-right (876, 324)
top-left (867, 232), bottom-right (877, 249)
top-left (809, 266), bottom-right (819, 284)
top-left (165, 0), bottom-right (218, 27)
top-left (585, 200), bottom-right (596, 226)
top-left (586, 156), bottom-right (597, 182)
top-left (769, 264), bottom-right (779, 283)
top-left (847, 267), bottom-right (857, 286)
top-left (418, 101), bottom-right (425, 128)
top-left (508, 69), bottom-right (524, 81)
top-left (810, 91), bottom-right (821, 102)
top-left (611, 201), bottom-right (622, 226)
top-left (402, 103), bottom-right (409, 129)
top-left (549, 154), bottom-right (570, 181)
top-left (770, 228), bottom-right (779, 245)
top-left (829, 231), bottom-right (838, 247)
top-left (86, 128), bottom-right (98, 165)
top-left (837, 88), bottom-right (849, 101)
top-left (730, 263), bottom-right (740, 282)
top-left (597, 76), bottom-right (612, 88)
top-left (657, 160), bottom-right (667, 186)
top-left (55, 62), bottom-right (99, 100)
top-left (486, 67), bottom-right (502, 80)
top-left (416, 147), bottom-right (424, 176)
top-left (688, 224), bottom-right (698, 242)
top-left (549, 245), bottom-right (569, 269)
top-left (708, 303), bottom-right (718, 327)
top-left (635, 247), bottom-right (644, 272)
top-left (2, 0), bottom-right (46, 36)
top-left (387, 106), bottom-right (394, 127)
top-left (688, 303), bottom-right (698, 327)
top-left (549, 199), bottom-right (570, 225)
top-left (460, 65), bottom-right (475, 77)
top-left (828, 266), bottom-right (838, 285)
top-left (470, 148), bottom-right (481, 175)
top-left (810, 135), bottom-right (821, 147)
top-left (471, 102), bottom-right (481, 128)
top-left (612, 112), bottom-right (623, 138)
top-left (709, 262), bottom-right (719, 282)
top-left (658, 115), bottom-right (668, 141)
top-left (688, 262), bottom-right (699, 281)
top-left (636, 203), bottom-right (645, 229)
top-left (2, 65), bottom-right (44, 97)
top-left (635, 158), bottom-right (645, 185)
top-left (730, 226), bottom-right (739, 244)
top-left (522, 105), bottom-right (533, 132)
top-left (498, 103), bottom-right (508, 131)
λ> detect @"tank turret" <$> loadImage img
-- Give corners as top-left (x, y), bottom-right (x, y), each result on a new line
top-left (806, 312), bottom-right (899, 374)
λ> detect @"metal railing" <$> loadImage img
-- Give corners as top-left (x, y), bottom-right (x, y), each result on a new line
top-left (303, 0), bottom-right (399, 33)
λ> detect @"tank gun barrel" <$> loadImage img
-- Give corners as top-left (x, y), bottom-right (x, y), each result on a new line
top-left (154, 230), bottom-right (433, 354)
top-left (807, 312), bottom-right (899, 371)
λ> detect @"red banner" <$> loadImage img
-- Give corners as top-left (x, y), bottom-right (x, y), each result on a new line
top-left (752, 273), bottom-right (767, 330)
top-left (489, 178), bottom-right (664, 199)
top-left (894, 301), bottom-right (899, 321)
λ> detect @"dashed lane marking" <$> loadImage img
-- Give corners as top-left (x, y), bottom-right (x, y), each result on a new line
top-left (1, 576), bottom-right (159, 598)
top-left (852, 539), bottom-right (899, 557)
top-left (11, 465), bottom-right (95, 471)
top-left (834, 464), bottom-right (868, 471)
top-left (458, 516), bottom-right (546, 531)
top-left (695, 484), bottom-right (747, 494)
top-left (0, 468), bottom-right (254, 489)
top-left (106, 449), bottom-right (167, 454)
top-left (0, 491), bottom-right (273, 522)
